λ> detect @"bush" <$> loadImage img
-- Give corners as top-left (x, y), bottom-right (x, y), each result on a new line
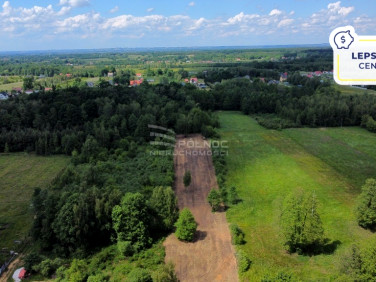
top-left (230, 224), bottom-right (245, 245)
top-left (207, 188), bottom-right (222, 212)
top-left (24, 252), bottom-right (42, 273)
top-left (237, 250), bottom-right (251, 273)
top-left (118, 241), bottom-right (135, 257)
top-left (65, 259), bottom-right (88, 282)
top-left (32, 258), bottom-right (64, 277)
top-left (152, 262), bottom-right (178, 282)
top-left (227, 186), bottom-right (240, 205)
top-left (261, 271), bottom-right (294, 281)
top-left (127, 268), bottom-right (152, 282)
top-left (183, 171), bottom-right (191, 187)
top-left (175, 208), bottom-right (197, 242)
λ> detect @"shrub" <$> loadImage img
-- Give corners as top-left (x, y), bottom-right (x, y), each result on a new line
top-left (183, 171), bottom-right (191, 187)
top-left (175, 208), bottom-right (197, 242)
top-left (237, 250), bottom-right (251, 273)
top-left (227, 186), bottom-right (240, 205)
top-left (152, 262), bottom-right (178, 282)
top-left (118, 241), bottom-right (135, 257)
top-left (230, 224), bottom-right (245, 245)
top-left (127, 268), bottom-right (152, 282)
top-left (207, 188), bottom-right (222, 212)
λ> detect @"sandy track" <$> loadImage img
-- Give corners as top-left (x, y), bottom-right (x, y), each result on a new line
top-left (164, 135), bottom-right (238, 282)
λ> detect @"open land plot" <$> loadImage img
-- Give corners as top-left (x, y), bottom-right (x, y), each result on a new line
top-left (0, 153), bottom-right (70, 250)
top-left (218, 111), bottom-right (375, 281)
top-left (164, 135), bottom-right (238, 282)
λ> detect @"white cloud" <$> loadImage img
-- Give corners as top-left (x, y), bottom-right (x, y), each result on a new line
top-left (110, 6), bottom-right (119, 14)
top-left (278, 18), bottom-right (294, 28)
top-left (0, 0), bottom-right (370, 48)
top-left (269, 9), bottom-right (282, 16)
top-left (188, 2), bottom-right (195, 7)
top-left (59, 0), bottom-right (90, 8)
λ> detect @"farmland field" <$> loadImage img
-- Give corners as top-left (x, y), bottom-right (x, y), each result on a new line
top-left (218, 112), bottom-right (375, 281)
top-left (0, 153), bottom-right (70, 251)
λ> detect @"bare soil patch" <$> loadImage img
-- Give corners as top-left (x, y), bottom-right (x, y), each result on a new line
top-left (164, 135), bottom-right (238, 282)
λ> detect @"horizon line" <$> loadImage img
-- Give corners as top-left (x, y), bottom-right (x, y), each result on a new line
top-left (0, 43), bottom-right (330, 55)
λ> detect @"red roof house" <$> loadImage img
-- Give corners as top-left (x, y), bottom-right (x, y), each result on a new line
top-left (18, 268), bottom-right (26, 279)
top-left (190, 77), bottom-right (198, 84)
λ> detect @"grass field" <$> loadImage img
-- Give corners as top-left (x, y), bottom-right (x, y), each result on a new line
top-left (0, 153), bottom-right (70, 251)
top-left (218, 112), bottom-right (375, 281)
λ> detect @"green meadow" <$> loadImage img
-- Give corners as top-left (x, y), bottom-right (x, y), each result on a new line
top-left (218, 112), bottom-right (376, 281)
top-left (0, 153), bottom-right (70, 251)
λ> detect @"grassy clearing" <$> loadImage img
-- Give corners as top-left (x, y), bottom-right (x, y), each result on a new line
top-left (218, 111), bottom-right (374, 281)
top-left (333, 84), bottom-right (376, 96)
top-left (0, 153), bottom-right (70, 250)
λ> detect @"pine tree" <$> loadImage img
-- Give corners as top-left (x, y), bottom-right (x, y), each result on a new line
top-left (175, 208), bottom-right (197, 242)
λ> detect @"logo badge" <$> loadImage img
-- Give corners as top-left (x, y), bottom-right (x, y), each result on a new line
top-left (330, 26), bottom-right (376, 85)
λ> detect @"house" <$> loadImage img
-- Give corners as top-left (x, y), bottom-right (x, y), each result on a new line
top-left (108, 72), bottom-right (114, 77)
top-left (268, 80), bottom-right (279, 85)
top-left (44, 88), bottom-right (52, 92)
top-left (190, 77), bottom-right (198, 84)
top-left (184, 78), bottom-right (189, 83)
top-left (260, 77), bottom-right (265, 83)
top-left (12, 267), bottom-right (26, 282)
top-left (130, 79), bottom-right (143, 86)
top-left (25, 90), bottom-right (34, 95)
top-left (198, 83), bottom-right (207, 89)
top-left (0, 92), bottom-right (8, 100)
top-left (136, 73), bottom-right (142, 77)
top-left (280, 72), bottom-right (288, 82)
top-left (66, 73), bottom-right (72, 78)
top-left (87, 82), bottom-right (94, 88)
top-left (12, 87), bottom-right (22, 92)
top-left (147, 78), bottom-right (155, 83)
top-left (314, 71), bottom-right (322, 76)
top-left (19, 268), bottom-right (26, 279)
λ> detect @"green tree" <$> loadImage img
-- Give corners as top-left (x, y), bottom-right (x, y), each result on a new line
top-left (175, 208), bottom-right (197, 242)
top-left (4, 142), bottom-right (9, 153)
top-left (356, 178), bottom-right (376, 229)
top-left (207, 189), bottom-right (222, 212)
top-left (23, 76), bottom-right (34, 90)
top-left (81, 135), bottom-right (100, 163)
top-left (112, 193), bottom-right (151, 251)
top-left (149, 186), bottom-right (179, 231)
top-left (183, 171), bottom-right (191, 187)
top-left (280, 190), bottom-right (325, 253)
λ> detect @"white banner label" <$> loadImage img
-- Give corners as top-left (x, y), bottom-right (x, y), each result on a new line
top-left (330, 26), bottom-right (376, 85)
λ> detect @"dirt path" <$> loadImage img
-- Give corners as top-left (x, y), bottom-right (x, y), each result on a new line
top-left (0, 256), bottom-right (21, 282)
top-left (164, 135), bottom-right (238, 282)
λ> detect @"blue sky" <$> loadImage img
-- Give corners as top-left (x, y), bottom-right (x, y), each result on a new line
top-left (0, 0), bottom-right (375, 51)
